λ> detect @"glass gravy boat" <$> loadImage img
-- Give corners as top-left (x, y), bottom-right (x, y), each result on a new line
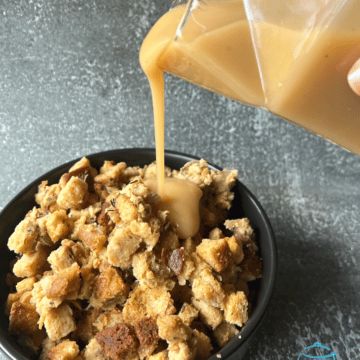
top-left (159, 0), bottom-right (360, 154)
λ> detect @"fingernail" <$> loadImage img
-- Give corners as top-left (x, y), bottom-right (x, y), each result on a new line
top-left (348, 58), bottom-right (360, 96)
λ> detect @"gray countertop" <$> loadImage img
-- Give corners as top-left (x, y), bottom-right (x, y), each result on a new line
top-left (0, 1), bottom-right (359, 359)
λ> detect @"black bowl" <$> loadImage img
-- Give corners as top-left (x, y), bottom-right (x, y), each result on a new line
top-left (0, 148), bottom-right (277, 360)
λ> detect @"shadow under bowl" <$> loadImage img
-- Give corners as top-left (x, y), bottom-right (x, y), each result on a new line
top-left (0, 148), bottom-right (277, 360)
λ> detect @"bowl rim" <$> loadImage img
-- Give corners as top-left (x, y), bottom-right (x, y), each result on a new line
top-left (0, 148), bottom-right (277, 360)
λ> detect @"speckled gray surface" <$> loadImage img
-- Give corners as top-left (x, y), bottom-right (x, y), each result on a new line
top-left (0, 1), bottom-right (360, 359)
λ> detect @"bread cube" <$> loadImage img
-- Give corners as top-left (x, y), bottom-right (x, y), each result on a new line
top-left (209, 228), bottom-right (224, 240)
top-left (191, 269), bottom-right (226, 309)
top-left (90, 267), bottom-right (129, 309)
top-left (47, 339), bottom-right (79, 360)
top-left (213, 321), bottom-right (239, 347)
top-left (57, 177), bottom-right (88, 210)
top-left (224, 218), bottom-right (254, 241)
top-left (157, 315), bottom-right (190, 342)
top-left (94, 323), bottom-right (139, 360)
top-left (43, 303), bottom-right (76, 341)
top-left (239, 251), bottom-right (262, 282)
top-left (178, 303), bottom-right (199, 326)
top-left (123, 285), bottom-right (176, 325)
top-left (225, 235), bottom-right (244, 264)
top-left (132, 251), bottom-right (174, 289)
top-left (129, 220), bottom-right (160, 249)
top-left (13, 247), bottom-right (49, 278)
top-left (42, 263), bottom-right (81, 300)
top-left (94, 162), bottom-right (127, 186)
top-left (78, 223), bottom-right (107, 251)
top-left (191, 298), bottom-right (223, 329)
top-left (115, 194), bottom-right (138, 222)
top-left (167, 341), bottom-right (194, 360)
top-left (93, 308), bottom-right (123, 332)
top-left (46, 210), bottom-right (71, 243)
top-left (9, 301), bottom-right (40, 336)
top-left (194, 330), bottom-right (212, 360)
top-left (196, 238), bottom-right (231, 273)
top-left (16, 276), bottom-right (37, 294)
top-left (8, 218), bottom-right (39, 254)
top-left (223, 291), bottom-right (248, 327)
top-left (134, 317), bottom-right (159, 359)
top-left (107, 226), bottom-right (142, 268)
top-left (35, 182), bottom-right (62, 212)
top-left (83, 338), bottom-right (107, 360)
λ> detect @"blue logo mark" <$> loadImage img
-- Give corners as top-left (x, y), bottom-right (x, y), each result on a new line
top-left (297, 342), bottom-right (337, 359)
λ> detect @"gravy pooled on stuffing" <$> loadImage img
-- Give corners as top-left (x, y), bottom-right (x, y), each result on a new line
top-left (145, 177), bottom-right (202, 239)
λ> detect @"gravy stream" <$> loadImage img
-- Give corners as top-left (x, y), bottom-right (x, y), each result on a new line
top-left (140, 6), bottom-right (202, 239)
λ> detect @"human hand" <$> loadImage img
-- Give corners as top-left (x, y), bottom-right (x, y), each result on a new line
top-left (348, 58), bottom-right (360, 96)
